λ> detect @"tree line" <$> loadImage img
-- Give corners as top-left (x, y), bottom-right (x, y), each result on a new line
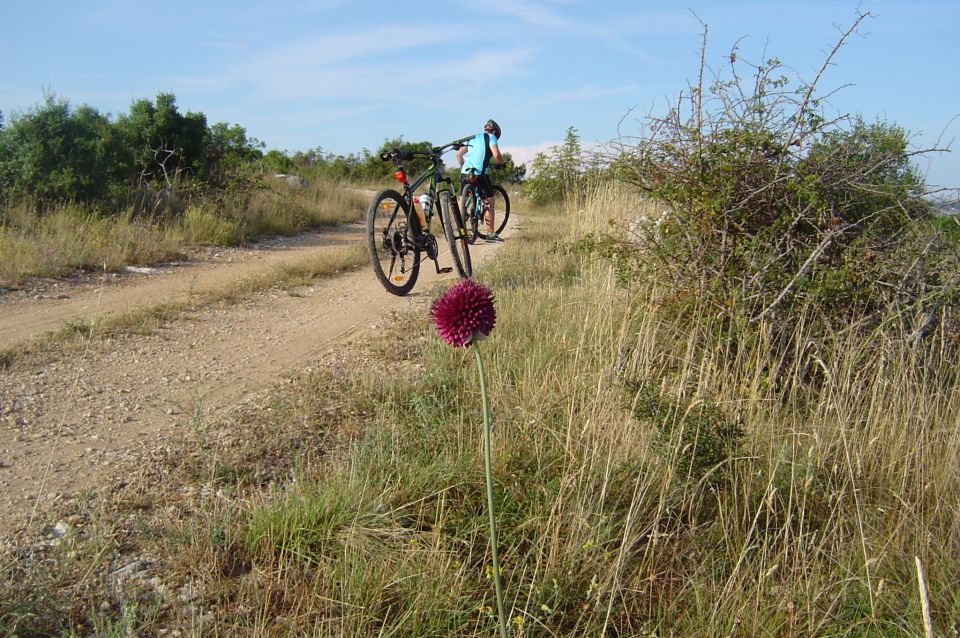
top-left (0, 93), bottom-right (524, 214)
top-left (0, 93), bottom-right (263, 209)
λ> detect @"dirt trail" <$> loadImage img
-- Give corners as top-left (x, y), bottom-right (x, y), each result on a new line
top-left (0, 227), bottom-right (362, 350)
top-left (0, 221), bottom-right (512, 534)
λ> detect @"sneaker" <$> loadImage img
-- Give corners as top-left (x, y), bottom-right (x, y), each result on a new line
top-left (485, 232), bottom-right (504, 243)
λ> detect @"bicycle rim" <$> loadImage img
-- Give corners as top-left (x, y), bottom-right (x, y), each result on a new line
top-left (366, 189), bottom-right (420, 295)
top-left (491, 184), bottom-right (510, 236)
top-left (461, 184), bottom-right (482, 243)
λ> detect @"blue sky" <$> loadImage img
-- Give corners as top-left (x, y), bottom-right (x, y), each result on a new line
top-left (2, 1), bottom-right (958, 188)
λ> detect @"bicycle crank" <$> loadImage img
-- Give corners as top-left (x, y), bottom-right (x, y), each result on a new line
top-left (424, 234), bottom-right (438, 260)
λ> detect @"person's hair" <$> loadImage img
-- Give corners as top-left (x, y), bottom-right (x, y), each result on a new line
top-left (484, 119), bottom-right (501, 139)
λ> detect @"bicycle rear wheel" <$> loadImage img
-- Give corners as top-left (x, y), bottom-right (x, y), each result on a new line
top-left (366, 189), bottom-right (420, 296)
top-left (440, 191), bottom-right (472, 278)
top-left (460, 184), bottom-right (482, 244)
top-left (490, 184), bottom-right (510, 236)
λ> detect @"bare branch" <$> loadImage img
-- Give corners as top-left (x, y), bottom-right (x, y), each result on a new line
top-left (754, 224), bottom-right (852, 321)
top-left (775, 10), bottom-right (873, 179)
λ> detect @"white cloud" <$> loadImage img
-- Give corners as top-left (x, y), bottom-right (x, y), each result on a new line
top-left (483, 1), bottom-right (668, 64)
top-left (203, 41), bottom-right (249, 50)
top-left (484, 0), bottom-right (579, 31)
top-left (545, 83), bottom-right (645, 102)
top-left (502, 138), bottom-right (614, 170)
top-left (231, 43), bottom-right (535, 103)
top-left (501, 141), bottom-right (562, 167)
top-left (251, 25), bottom-right (457, 70)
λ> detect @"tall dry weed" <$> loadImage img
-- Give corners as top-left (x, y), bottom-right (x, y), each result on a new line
top-left (549, 181), bottom-right (960, 633)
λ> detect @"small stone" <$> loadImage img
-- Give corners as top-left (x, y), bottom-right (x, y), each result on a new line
top-left (113, 560), bottom-right (147, 576)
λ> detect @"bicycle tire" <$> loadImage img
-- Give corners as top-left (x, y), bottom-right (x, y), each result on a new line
top-left (366, 189), bottom-right (420, 296)
top-left (491, 184), bottom-right (510, 236)
top-left (439, 191), bottom-right (472, 278)
top-left (460, 183), bottom-right (482, 244)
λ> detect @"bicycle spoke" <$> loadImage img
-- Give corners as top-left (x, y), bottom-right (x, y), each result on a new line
top-left (366, 190), bottom-right (420, 295)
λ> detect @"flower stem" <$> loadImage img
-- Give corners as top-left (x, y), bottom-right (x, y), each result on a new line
top-left (474, 342), bottom-right (508, 638)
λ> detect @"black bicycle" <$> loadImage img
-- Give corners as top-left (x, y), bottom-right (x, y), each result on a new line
top-left (460, 170), bottom-right (511, 244)
top-left (367, 138), bottom-right (472, 296)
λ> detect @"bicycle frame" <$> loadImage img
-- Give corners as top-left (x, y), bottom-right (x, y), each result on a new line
top-left (393, 154), bottom-right (453, 232)
top-left (459, 169), bottom-right (511, 244)
top-left (461, 171), bottom-right (488, 223)
top-left (366, 135), bottom-right (474, 293)
top-left (380, 136), bottom-right (473, 248)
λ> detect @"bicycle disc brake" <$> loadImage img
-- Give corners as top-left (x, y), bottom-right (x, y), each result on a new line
top-left (384, 222), bottom-right (409, 256)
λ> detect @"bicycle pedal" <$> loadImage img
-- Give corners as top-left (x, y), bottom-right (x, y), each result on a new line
top-left (438, 267), bottom-right (453, 274)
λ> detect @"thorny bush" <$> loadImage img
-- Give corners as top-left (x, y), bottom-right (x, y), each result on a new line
top-left (592, 11), bottom-right (960, 357)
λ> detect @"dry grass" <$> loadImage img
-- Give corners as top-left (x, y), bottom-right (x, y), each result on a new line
top-left (3, 183), bottom-right (958, 636)
top-left (0, 202), bottom-right (185, 284)
top-left (0, 176), bottom-right (368, 286)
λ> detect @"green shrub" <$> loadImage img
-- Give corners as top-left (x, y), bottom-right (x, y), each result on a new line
top-left (0, 92), bottom-right (265, 212)
top-left (523, 127), bottom-right (601, 206)
top-left (0, 95), bottom-right (115, 204)
top-left (932, 213), bottom-right (960, 245)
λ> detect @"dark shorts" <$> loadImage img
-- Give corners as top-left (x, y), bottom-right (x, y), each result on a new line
top-left (461, 173), bottom-right (494, 198)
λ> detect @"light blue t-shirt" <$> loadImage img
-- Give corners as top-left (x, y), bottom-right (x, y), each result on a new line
top-left (461, 132), bottom-right (499, 175)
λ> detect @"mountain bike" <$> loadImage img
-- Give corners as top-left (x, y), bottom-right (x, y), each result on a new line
top-left (460, 170), bottom-right (511, 244)
top-left (367, 138), bottom-right (472, 296)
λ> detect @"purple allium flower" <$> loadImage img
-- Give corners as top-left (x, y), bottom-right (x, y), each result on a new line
top-left (430, 279), bottom-right (496, 347)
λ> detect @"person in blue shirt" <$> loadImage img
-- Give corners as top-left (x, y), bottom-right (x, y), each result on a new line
top-left (456, 119), bottom-right (505, 242)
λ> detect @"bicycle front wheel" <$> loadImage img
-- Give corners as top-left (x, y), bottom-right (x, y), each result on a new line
top-left (366, 189), bottom-right (420, 296)
top-left (460, 183), bottom-right (482, 244)
top-left (491, 184), bottom-right (510, 236)
top-left (440, 191), bottom-right (472, 278)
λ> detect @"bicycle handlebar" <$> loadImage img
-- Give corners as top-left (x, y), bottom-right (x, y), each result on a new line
top-left (445, 134), bottom-right (475, 152)
top-left (379, 149), bottom-right (420, 161)
top-left (379, 134), bottom-right (476, 163)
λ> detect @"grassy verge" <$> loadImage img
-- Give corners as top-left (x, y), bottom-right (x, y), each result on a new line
top-left (3, 186), bottom-right (958, 636)
top-left (0, 176), bottom-right (368, 286)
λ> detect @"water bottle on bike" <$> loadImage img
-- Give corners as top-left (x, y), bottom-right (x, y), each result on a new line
top-left (418, 193), bottom-right (433, 217)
